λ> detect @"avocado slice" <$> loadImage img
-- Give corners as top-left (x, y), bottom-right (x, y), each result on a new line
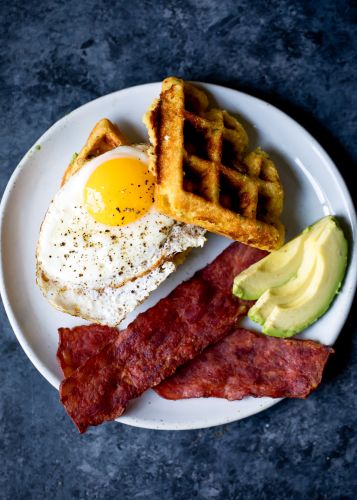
top-left (248, 216), bottom-right (348, 337)
top-left (232, 217), bottom-right (328, 300)
top-left (249, 239), bottom-right (319, 324)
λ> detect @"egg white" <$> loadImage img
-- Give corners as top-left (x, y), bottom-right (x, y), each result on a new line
top-left (36, 146), bottom-right (206, 326)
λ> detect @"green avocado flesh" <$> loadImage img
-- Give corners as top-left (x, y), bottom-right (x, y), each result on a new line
top-left (233, 216), bottom-right (348, 338)
top-left (232, 217), bottom-right (328, 300)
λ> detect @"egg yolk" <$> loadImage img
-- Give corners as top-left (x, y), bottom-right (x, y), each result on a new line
top-left (83, 157), bottom-right (156, 226)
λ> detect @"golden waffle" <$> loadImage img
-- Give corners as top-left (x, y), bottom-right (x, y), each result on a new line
top-left (61, 118), bottom-right (128, 185)
top-left (144, 77), bottom-right (285, 251)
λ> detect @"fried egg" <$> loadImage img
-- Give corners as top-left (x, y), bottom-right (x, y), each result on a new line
top-left (36, 145), bottom-right (206, 325)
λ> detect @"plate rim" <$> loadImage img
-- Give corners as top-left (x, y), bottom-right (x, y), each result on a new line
top-left (1, 81), bottom-right (356, 431)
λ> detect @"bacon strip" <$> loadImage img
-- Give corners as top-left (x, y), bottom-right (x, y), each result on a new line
top-left (58, 326), bottom-right (333, 402)
top-left (155, 328), bottom-right (333, 400)
top-left (57, 325), bottom-right (119, 377)
top-left (60, 242), bottom-right (266, 432)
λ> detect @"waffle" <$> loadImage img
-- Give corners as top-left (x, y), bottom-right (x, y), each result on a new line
top-left (144, 77), bottom-right (285, 251)
top-left (61, 118), bottom-right (128, 185)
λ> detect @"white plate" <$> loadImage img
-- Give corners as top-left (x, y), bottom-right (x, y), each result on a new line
top-left (1, 82), bottom-right (356, 431)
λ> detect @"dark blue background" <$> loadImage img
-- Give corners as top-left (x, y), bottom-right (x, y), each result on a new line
top-left (1, 1), bottom-right (356, 498)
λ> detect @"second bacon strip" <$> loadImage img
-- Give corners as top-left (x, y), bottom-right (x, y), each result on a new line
top-left (58, 325), bottom-right (333, 402)
top-left (155, 328), bottom-right (333, 400)
top-left (60, 242), bottom-right (266, 432)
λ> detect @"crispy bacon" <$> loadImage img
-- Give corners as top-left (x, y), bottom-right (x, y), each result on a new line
top-left (60, 242), bottom-right (267, 432)
top-left (155, 328), bottom-right (334, 400)
top-left (58, 325), bottom-right (333, 401)
top-left (57, 325), bottom-right (119, 377)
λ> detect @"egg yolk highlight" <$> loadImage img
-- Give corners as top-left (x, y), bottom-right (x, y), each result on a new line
top-left (84, 157), bottom-right (155, 226)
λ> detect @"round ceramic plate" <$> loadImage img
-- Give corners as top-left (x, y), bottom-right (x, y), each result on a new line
top-left (1, 82), bottom-right (356, 430)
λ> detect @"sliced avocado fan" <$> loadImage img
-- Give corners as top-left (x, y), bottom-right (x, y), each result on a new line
top-left (233, 216), bottom-right (348, 338)
top-left (232, 217), bottom-right (328, 300)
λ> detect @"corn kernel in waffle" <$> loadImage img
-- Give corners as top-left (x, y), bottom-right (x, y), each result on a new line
top-left (144, 77), bottom-right (285, 251)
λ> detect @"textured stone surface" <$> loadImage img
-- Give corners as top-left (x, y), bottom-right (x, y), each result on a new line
top-left (1, 0), bottom-right (356, 498)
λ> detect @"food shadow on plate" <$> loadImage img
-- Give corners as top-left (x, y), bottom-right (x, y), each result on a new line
top-left (323, 293), bottom-right (357, 384)
top-left (322, 213), bottom-right (357, 383)
top-left (292, 210), bottom-right (356, 381)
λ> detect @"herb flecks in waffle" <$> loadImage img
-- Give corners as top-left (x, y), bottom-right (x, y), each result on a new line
top-left (144, 77), bottom-right (284, 251)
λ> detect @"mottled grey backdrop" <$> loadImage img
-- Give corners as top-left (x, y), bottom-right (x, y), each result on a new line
top-left (1, 1), bottom-right (356, 499)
